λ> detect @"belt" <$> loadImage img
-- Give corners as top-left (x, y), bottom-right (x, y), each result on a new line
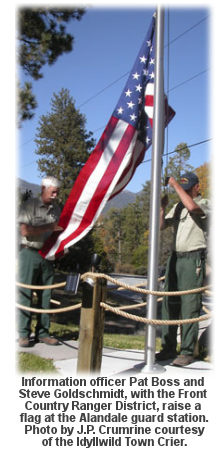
top-left (174, 249), bottom-right (206, 258)
top-left (21, 245), bottom-right (40, 252)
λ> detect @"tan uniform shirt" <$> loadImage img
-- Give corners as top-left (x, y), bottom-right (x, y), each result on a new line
top-left (18, 196), bottom-right (61, 250)
top-left (164, 195), bottom-right (210, 252)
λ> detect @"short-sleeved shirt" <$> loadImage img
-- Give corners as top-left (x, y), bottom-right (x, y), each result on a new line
top-left (164, 194), bottom-right (211, 253)
top-left (18, 196), bottom-right (61, 249)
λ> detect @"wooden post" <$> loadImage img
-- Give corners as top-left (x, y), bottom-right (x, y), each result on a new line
top-left (77, 278), bottom-right (106, 373)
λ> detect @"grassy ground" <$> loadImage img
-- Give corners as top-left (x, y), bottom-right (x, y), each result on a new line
top-left (17, 318), bottom-right (210, 373)
top-left (18, 352), bottom-right (57, 373)
top-left (17, 281), bottom-right (211, 372)
top-left (17, 320), bottom-right (162, 372)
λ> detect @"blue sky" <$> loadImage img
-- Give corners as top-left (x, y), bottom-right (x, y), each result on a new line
top-left (18, 4), bottom-right (211, 193)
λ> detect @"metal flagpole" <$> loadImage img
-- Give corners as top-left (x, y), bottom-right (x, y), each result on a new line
top-left (140, 6), bottom-right (166, 373)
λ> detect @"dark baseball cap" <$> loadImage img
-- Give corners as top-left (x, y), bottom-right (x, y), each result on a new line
top-left (180, 172), bottom-right (199, 190)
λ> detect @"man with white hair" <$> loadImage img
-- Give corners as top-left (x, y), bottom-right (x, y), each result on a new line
top-left (18, 176), bottom-right (62, 347)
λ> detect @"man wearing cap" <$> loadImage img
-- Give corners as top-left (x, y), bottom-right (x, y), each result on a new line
top-left (18, 176), bottom-right (63, 347)
top-left (156, 172), bottom-right (210, 367)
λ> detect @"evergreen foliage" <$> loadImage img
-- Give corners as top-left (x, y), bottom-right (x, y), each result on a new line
top-left (33, 87), bottom-right (95, 272)
top-left (163, 142), bottom-right (193, 182)
top-left (35, 88), bottom-right (95, 203)
top-left (17, 81), bottom-right (37, 126)
top-left (17, 7), bottom-right (85, 125)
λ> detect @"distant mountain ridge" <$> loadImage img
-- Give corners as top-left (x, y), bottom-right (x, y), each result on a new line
top-left (102, 190), bottom-right (138, 214)
top-left (17, 178), bottom-right (140, 214)
top-left (17, 178), bottom-right (41, 197)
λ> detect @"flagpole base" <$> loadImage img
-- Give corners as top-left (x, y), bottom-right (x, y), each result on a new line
top-left (134, 362), bottom-right (166, 373)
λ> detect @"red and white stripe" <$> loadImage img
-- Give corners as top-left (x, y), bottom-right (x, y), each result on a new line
top-left (110, 139), bottom-right (146, 199)
top-left (40, 88), bottom-right (175, 261)
top-left (144, 82), bottom-right (154, 128)
top-left (40, 117), bottom-right (139, 260)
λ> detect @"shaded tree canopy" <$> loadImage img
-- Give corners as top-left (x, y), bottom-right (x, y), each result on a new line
top-left (17, 7), bottom-right (85, 125)
top-left (35, 88), bottom-right (95, 203)
top-left (162, 142), bottom-right (193, 207)
top-left (92, 180), bottom-right (152, 274)
top-left (163, 142), bottom-right (193, 183)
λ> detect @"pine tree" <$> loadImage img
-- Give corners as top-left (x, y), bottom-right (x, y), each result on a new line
top-left (162, 142), bottom-right (193, 207)
top-left (159, 142), bottom-right (194, 266)
top-left (35, 88), bottom-right (95, 203)
top-left (17, 7), bottom-right (85, 124)
top-left (163, 142), bottom-right (193, 183)
top-left (17, 81), bottom-right (37, 126)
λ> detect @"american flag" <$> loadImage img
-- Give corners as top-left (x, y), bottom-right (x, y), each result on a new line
top-left (39, 13), bottom-right (175, 260)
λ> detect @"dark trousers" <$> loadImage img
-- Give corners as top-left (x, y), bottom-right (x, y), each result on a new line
top-left (161, 250), bottom-right (205, 355)
top-left (18, 248), bottom-right (54, 339)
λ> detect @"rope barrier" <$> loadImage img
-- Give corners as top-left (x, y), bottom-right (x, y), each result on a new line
top-left (15, 272), bottom-right (212, 325)
top-left (202, 305), bottom-right (212, 315)
top-left (33, 292), bottom-right (61, 306)
top-left (16, 302), bottom-right (82, 314)
top-left (113, 301), bottom-right (147, 310)
top-left (100, 302), bottom-right (212, 325)
top-left (81, 272), bottom-right (211, 296)
top-left (15, 272), bottom-right (211, 296)
top-left (16, 281), bottom-right (66, 290)
top-left (205, 290), bottom-right (213, 296)
top-left (116, 275), bottom-right (165, 291)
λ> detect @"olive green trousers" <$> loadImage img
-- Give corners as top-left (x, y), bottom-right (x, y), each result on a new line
top-left (161, 250), bottom-right (205, 355)
top-left (18, 248), bottom-right (54, 339)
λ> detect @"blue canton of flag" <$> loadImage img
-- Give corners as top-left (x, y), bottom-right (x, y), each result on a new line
top-left (40, 13), bottom-right (175, 260)
top-left (112, 13), bottom-right (156, 151)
